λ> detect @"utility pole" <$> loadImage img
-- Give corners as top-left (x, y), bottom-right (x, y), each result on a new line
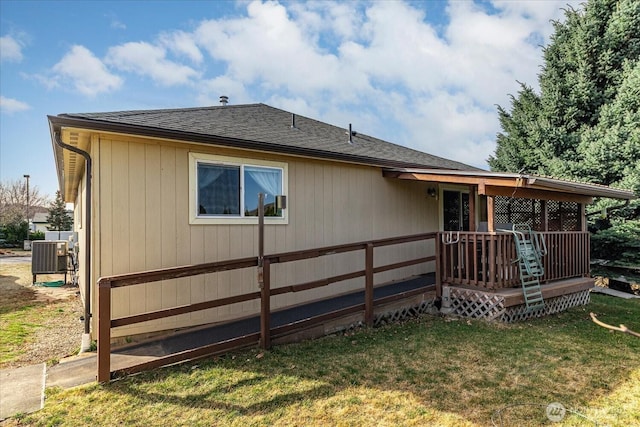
top-left (23, 174), bottom-right (30, 241)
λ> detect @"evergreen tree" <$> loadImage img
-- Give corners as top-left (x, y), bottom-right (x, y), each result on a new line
top-left (46, 191), bottom-right (73, 233)
top-left (489, 0), bottom-right (640, 266)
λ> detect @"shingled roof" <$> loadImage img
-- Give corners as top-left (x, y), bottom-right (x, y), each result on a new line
top-left (50, 103), bottom-right (476, 171)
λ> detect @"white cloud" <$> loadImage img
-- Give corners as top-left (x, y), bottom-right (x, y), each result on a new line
top-left (105, 12), bottom-right (126, 30)
top-left (184, 0), bottom-right (578, 167)
top-left (194, 1), bottom-right (351, 95)
top-left (1, 35), bottom-right (24, 62)
top-left (159, 31), bottom-right (203, 63)
top-left (37, 0), bottom-right (581, 168)
top-left (111, 19), bottom-right (126, 30)
top-left (52, 45), bottom-right (122, 96)
top-left (106, 41), bottom-right (199, 86)
top-left (0, 96), bottom-right (30, 114)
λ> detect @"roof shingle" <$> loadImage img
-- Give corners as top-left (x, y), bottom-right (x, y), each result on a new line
top-left (58, 103), bottom-right (477, 171)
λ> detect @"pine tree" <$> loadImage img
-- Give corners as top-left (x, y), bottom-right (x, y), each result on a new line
top-left (489, 0), bottom-right (640, 266)
top-left (46, 191), bottom-right (73, 234)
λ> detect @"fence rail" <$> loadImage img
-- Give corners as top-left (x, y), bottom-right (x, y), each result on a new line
top-left (97, 232), bottom-right (437, 382)
top-left (437, 231), bottom-right (590, 290)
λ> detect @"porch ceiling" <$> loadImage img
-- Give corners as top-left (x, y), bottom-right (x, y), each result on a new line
top-left (383, 168), bottom-right (636, 203)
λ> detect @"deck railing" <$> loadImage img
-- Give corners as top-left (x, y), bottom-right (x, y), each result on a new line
top-left (437, 231), bottom-right (590, 290)
top-left (97, 233), bottom-right (436, 382)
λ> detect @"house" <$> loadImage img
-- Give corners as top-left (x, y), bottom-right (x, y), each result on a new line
top-left (31, 212), bottom-right (49, 233)
top-left (31, 210), bottom-right (74, 234)
top-left (48, 103), bottom-right (635, 347)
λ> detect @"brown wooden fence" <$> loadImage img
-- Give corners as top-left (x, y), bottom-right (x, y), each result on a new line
top-left (438, 231), bottom-right (590, 290)
top-left (97, 233), bottom-right (436, 382)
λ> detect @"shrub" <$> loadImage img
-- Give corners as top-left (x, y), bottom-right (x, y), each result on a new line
top-left (591, 221), bottom-right (640, 266)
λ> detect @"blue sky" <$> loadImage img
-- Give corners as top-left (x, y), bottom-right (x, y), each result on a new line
top-left (0, 0), bottom-right (578, 201)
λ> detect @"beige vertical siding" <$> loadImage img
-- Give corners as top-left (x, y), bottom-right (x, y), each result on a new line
top-left (92, 136), bottom-right (439, 337)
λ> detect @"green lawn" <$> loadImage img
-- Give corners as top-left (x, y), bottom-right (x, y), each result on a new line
top-left (17, 294), bottom-right (640, 426)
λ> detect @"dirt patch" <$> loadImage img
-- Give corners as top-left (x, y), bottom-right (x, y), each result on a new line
top-left (0, 262), bottom-right (84, 369)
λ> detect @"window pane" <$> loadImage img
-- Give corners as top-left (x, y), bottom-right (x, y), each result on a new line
top-left (197, 163), bottom-right (240, 215)
top-left (244, 166), bottom-right (282, 217)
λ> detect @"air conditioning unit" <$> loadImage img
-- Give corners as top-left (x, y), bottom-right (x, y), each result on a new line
top-left (32, 240), bottom-right (68, 283)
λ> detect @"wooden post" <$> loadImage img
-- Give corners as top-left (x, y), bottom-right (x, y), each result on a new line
top-left (365, 243), bottom-right (374, 327)
top-left (487, 196), bottom-right (495, 232)
top-left (258, 193), bottom-right (264, 267)
top-left (488, 235), bottom-right (496, 289)
top-left (260, 258), bottom-right (271, 349)
top-left (97, 278), bottom-right (111, 383)
top-left (435, 234), bottom-right (442, 298)
top-left (542, 200), bottom-right (548, 231)
top-left (257, 193), bottom-right (271, 349)
top-left (468, 185), bottom-right (476, 232)
top-left (580, 203), bottom-right (587, 232)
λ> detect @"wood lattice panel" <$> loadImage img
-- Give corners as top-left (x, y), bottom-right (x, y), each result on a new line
top-left (448, 288), bottom-right (506, 320)
top-left (447, 287), bottom-right (590, 323)
top-left (374, 300), bottom-right (437, 327)
top-left (500, 290), bottom-right (590, 322)
top-left (494, 197), bottom-right (581, 232)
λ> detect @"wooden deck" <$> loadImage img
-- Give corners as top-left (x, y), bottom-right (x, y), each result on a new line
top-left (483, 277), bottom-right (593, 308)
top-left (443, 277), bottom-right (594, 322)
top-left (437, 231), bottom-right (590, 290)
top-left (449, 276), bottom-right (594, 308)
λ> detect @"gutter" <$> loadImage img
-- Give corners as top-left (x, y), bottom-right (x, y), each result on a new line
top-left (586, 200), bottom-right (631, 218)
top-left (53, 131), bottom-right (92, 338)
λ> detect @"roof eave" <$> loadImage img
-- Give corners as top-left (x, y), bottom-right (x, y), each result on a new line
top-left (47, 115), bottom-right (466, 171)
top-left (528, 176), bottom-right (635, 200)
top-left (384, 168), bottom-right (636, 200)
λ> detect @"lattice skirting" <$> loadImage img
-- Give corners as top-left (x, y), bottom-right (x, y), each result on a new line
top-left (499, 289), bottom-right (590, 323)
top-left (448, 288), bottom-right (506, 320)
top-left (373, 299), bottom-right (437, 327)
top-left (447, 287), bottom-right (591, 322)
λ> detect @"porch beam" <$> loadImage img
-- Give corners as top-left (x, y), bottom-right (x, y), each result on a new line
top-left (482, 185), bottom-right (593, 204)
top-left (388, 172), bottom-right (524, 188)
top-left (487, 196), bottom-right (495, 233)
top-left (468, 185), bottom-right (476, 232)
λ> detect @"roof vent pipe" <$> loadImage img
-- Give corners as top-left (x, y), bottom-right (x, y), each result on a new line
top-left (348, 123), bottom-right (354, 144)
top-left (291, 113), bottom-right (296, 129)
top-left (219, 95), bottom-right (229, 106)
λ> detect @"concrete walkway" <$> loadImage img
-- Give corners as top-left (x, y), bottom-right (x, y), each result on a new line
top-left (591, 286), bottom-right (640, 299)
top-left (0, 364), bottom-right (45, 420)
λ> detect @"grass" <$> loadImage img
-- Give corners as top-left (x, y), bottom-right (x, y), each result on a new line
top-left (12, 293), bottom-right (639, 426)
top-left (0, 263), bottom-right (43, 366)
top-left (0, 263), bottom-right (79, 368)
top-left (0, 307), bottom-right (43, 364)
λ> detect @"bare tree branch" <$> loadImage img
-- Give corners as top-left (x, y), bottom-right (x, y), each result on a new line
top-left (0, 179), bottom-right (49, 225)
top-left (590, 312), bottom-right (640, 338)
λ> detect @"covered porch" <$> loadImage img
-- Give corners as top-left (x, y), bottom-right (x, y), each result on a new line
top-left (385, 168), bottom-right (635, 321)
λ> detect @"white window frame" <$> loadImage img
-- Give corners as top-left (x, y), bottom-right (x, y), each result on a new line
top-left (189, 153), bottom-right (288, 225)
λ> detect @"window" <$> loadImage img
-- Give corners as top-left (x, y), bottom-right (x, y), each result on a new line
top-left (190, 153), bottom-right (288, 224)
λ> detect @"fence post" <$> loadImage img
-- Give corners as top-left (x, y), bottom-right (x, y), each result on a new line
top-left (435, 234), bottom-right (442, 298)
top-left (488, 235), bottom-right (496, 289)
top-left (97, 278), bottom-right (111, 383)
top-left (365, 243), bottom-right (374, 327)
top-left (260, 258), bottom-right (271, 349)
